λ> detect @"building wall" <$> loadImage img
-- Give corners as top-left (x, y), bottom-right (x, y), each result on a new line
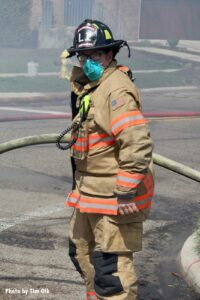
top-left (140, 0), bottom-right (200, 40)
top-left (30, 0), bottom-right (141, 48)
top-left (30, 0), bottom-right (42, 30)
top-left (93, 0), bottom-right (121, 37)
top-left (53, 0), bottom-right (64, 26)
top-left (121, 0), bottom-right (141, 41)
top-left (93, 0), bottom-right (141, 40)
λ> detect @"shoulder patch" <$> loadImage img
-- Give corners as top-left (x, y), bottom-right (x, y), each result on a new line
top-left (111, 99), bottom-right (126, 110)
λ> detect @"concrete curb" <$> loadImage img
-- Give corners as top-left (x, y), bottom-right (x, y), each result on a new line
top-left (0, 92), bottom-right (69, 102)
top-left (0, 87), bottom-right (199, 102)
top-left (132, 46), bottom-right (200, 63)
top-left (179, 232), bottom-right (200, 294)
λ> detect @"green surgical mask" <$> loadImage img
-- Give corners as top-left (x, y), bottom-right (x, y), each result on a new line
top-left (83, 59), bottom-right (104, 81)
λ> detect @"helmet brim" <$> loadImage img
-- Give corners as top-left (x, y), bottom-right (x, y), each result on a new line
top-left (67, 40), bottom-right (124, 57)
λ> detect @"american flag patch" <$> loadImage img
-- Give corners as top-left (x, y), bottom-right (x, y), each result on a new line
top-left (111, 99), bottom-right (126, 110)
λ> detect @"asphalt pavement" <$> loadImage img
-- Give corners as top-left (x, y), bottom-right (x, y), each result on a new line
top-left (0, 42), bottom-right (200, 299)
top-left (0, 86), bottom-right (200, 299)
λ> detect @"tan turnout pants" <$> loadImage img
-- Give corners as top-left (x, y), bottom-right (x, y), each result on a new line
top-left (68, 209), bottom-right (143, 300)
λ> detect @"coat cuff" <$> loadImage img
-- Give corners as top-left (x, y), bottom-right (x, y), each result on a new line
top-left (114, 190), bottom-right (136, 200)
top-left (116, 169), bottom-right (145, 190)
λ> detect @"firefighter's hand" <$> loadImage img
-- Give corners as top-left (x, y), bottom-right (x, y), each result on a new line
top-left (117, 198), bottom-right (139, 215)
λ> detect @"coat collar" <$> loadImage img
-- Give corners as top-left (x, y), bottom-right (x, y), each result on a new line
top-left (70, 60), bottom-right (118, 97)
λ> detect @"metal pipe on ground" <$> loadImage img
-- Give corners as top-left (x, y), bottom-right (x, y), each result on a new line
top-left (0, 134), bottom-right (200, 183)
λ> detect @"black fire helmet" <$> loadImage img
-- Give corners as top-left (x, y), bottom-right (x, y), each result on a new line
top-left (67, 19), bottom-right (131, 58)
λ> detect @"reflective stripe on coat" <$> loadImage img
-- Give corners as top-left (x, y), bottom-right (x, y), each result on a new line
top-left (66, 173), bottom-right (154, 215)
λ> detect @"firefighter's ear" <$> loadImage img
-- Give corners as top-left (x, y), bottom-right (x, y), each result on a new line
top-left (108, 49), bottom-right (114, 61)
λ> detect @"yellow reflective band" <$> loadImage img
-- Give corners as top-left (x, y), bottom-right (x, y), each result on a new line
top-left (79, 95), bottom-right (90, 114)
top-left (104, 30), bottom-right (112, 40)
top-left (93, 23), bottom-right (99, 28)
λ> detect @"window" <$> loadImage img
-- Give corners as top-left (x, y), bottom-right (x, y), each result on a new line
top-left (42, 0), bottom-right (53, 27)
top-left (64, 0), bottom-right (93, 26)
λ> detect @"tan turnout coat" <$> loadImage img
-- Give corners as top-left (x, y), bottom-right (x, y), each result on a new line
top-left (66, 60), bottom-right (154, 217)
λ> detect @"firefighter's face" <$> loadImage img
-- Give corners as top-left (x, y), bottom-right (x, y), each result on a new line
top-left (77, 49), bottom-right (113, 68)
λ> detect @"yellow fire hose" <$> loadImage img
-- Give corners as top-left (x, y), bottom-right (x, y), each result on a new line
top-left (0, 134), bottom-right (200, 183)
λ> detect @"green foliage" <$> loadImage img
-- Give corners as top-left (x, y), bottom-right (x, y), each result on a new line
top-left (0, 0), bottom-right (32, 48)
top-left (167, 39), bottom-right (179, 49)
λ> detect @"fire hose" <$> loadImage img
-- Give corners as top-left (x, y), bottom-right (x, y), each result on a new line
top-left (0, 134), bottom-right (200, 183)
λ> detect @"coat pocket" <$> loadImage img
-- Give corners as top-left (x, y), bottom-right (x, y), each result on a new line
top-left (107, 211), bottom-right (149, 224)
top-left (71, 125), bottom-right (89, 160)
top-left (101, 215), bottom-right (143, 253)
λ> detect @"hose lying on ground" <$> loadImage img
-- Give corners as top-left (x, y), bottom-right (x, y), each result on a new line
top-left (0, 134), bottom-right (200, 183)
top-left (0, 134), bottom-right (70, 154)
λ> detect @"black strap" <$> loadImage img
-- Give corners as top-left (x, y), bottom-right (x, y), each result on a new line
top-left (56, 92), bottom-right (91, 188)
top-left (70, 92), bottom-right (79, 189)
top-left (71, 92), bottom-right (79, 118)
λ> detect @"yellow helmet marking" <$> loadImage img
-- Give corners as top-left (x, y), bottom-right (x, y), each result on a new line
top-left (104, 30), bottom-right (112, 40)
top-left (93, 23), bottom-right (99, 28)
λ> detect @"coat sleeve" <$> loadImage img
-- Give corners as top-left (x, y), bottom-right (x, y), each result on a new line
top-left (109, 87), bottom-right (153, 199)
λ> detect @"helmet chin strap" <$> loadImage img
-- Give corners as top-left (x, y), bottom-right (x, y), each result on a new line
top-left (121, 41), bottom-right (131, 58)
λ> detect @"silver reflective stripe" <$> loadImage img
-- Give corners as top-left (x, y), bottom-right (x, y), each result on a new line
top-left (112, 115), bottom-right (144, 132)
top-left (89, 137), bottom-right (99, 144)
top-left (68, 197), bottom-right (78, 203)
top-left (88, 296), bottom-right (97, 300)
top-left (73, 140), bottom-right (88, 147)
top-left (117, 175), bottom-right (141, 185)
top-left (80, 202), bottom-right (118, 210)
top-left (135, 197), bottom-right (152, 206)
top-left (89, 136), bottom-right (114, 145)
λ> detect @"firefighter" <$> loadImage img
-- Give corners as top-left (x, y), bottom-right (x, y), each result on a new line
top-left (65, 19), bottom-right (154, 300)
